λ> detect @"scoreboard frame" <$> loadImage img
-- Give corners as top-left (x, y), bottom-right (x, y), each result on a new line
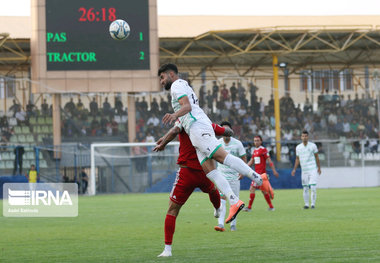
top-left (31, 0), bottom-right (159, 93)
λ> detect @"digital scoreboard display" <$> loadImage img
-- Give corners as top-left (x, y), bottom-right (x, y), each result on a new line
top-left (45, 0), bottom-right (150, 71)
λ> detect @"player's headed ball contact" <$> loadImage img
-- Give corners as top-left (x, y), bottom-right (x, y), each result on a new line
top-left (109, 19), bottom-right (130, 40)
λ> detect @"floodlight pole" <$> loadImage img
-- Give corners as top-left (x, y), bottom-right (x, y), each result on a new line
top-left (376, 77), bottom-right (380, 136)
top-left (273, 55), bottom-right (281, 162)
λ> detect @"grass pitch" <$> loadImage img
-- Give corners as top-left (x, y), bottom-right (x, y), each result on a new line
top-left (1, 187), bottom-right (379, 263)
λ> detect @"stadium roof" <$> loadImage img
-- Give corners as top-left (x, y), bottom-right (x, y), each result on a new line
top-left (2, 15), bottom-right (380, 73)
top-left (159, 25), bottom-right (380, 73)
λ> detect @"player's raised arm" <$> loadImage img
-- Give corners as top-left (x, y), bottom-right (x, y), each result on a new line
top-left (162, 95), bottom-right (192, 125)
top-left (153, 125), bottom-right (181, 152)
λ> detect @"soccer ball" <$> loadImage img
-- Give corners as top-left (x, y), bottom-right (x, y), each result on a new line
top-left (109, 19), bottom-right (130, 40)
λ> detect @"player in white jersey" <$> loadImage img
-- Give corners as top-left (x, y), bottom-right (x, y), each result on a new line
top-left (291, 130), bottom-right (322, 209)
top-left (214, 121), bottom-right (246, 232)
top-left (158, 63), bottom-right (263, 224)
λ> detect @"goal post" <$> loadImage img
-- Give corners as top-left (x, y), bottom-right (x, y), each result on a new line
top-left (89, 142), bottom-right (180, 195)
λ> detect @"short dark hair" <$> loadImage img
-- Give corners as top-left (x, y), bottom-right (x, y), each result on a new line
top-left (302, 130), bottom-right (309, 135)
top-left (158, 63), bottom-right (178, 76)
top-left (254, 135), bottom-right (263, 141)
top-left (220, 121), bottom-right (232, 128)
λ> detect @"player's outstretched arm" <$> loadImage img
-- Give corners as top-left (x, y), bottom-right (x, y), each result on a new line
top-left (153, 126), bottom-right (181, 152)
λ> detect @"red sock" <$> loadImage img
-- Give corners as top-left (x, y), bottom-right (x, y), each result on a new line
top-left (264, 193), bottom-right (274, 208)
top-left (209, 189), bottom-right (221, 209)
top-left (164, 214), bottom-right (176, 245)
top-left (248, 193), bottom-right (255, 209)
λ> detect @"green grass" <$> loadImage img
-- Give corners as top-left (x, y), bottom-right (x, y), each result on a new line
top-left (1, 188), bottom-right (380, 262)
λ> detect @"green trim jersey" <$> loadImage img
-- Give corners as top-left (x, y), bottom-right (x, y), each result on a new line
top-left (217, 137), bottom-right (246, 181)
top-left (171, 79), bottom-right (211, 134)
top-left (295, 142), bottom-right (318, 172)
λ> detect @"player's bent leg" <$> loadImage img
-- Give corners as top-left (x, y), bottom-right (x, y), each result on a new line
top-left (213, 149), bottom-right (262, 186)
top-left (203, 165), bottom-right (239, 205)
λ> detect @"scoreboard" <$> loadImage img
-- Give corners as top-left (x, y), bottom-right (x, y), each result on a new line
top-left (31, 0), bottom-right (159, 93)
top-left (45, 0), bottom-right (150, 71)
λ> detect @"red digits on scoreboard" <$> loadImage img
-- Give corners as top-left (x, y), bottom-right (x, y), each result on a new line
top-left (108, 8), bottom-right (116, 21)
top-left (78, 7), bottom-right (117, 22)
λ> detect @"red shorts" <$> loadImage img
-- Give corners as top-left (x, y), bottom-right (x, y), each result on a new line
top-left (169, 167), bottom-right (215, 205)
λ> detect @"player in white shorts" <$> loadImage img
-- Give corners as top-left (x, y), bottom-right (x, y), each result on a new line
top-left (291, 130), bottom-right (322, 209)
top-left (158, 63), bottom-right (263, 224)
top-left (214, 121), bottom-right (246, 232)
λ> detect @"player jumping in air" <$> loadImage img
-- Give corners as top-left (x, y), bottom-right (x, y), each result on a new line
top-left (243, 135), bottom-right (279, 212)
top-left (154, 122), bottom-right (233, 257)
top-left (291, 130), bottom-right (321, 209)
top-left (158, 63), bottom-right (263, 225)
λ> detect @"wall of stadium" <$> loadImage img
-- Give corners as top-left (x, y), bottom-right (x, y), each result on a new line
top-left (318, 166), bottom-right (380, 188)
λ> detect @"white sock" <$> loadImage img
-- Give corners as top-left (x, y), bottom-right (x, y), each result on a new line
top-left (223, 154), bottom-right (260, 181)
top-left (164, 244), bottom-right (172, 252)
top-left (218, 199), bottom-right (226, 226)
top-left (303, 186), bottom-right (309, 207)
top-left (206, 169), bottom-right (238, 205)
top-left (310, 185), bottom-right (317, 206)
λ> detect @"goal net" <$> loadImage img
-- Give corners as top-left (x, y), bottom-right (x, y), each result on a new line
top-left (89, 142), bottom-right (180, 195)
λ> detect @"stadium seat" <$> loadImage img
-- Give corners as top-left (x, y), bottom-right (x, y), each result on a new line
top-left (39, 160), bottom-right (48, 168)
top-left (9, 118), bottom-right (17, 126)
top-left (319, 153), bottom-right (326, 161)
top-left (42, 126), bottom-right (49, 133)
top-left (29, 117), bottom-right (37, 125)
top-left (38, 117), bottom-right (46, 125)
top-left (281, 146), bottom-right (289, 154)
top-left (45, 117), bottom-right (52, 124)
top-left (10, 135), bottom-right (18, 143)
top-left (114, 115), bottom-right (121, 123)
top-left (18, 135), bottom-right (27, 143)
top-left (1, 152), bottom-right (10, 160)
top-left (26, 134), bottom-right (34, 143)
top-left (5, 161), bottom-right (13, 169)
top-left (22, 126), bottom-right (30, 133)
top-left (14, 126), bottom-right (22, 134)
top-left (0, 161), bottom-right (5, 169)
top-left (25, 151), bottom-right (34, 160)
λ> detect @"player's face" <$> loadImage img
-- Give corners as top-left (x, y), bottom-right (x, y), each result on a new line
top-left (254, 137), bottom-right (262, 147)
top-left (301, 133), bottom-right (308, 143)
top-left (159, 71), bottom-right (173, 90)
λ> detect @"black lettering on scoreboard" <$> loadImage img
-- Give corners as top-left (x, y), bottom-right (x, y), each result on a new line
top-left (45, 0), bottom-right (150, 70)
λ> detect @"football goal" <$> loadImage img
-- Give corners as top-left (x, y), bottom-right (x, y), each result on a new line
top-left (89, 142), bottom-right (180, 195)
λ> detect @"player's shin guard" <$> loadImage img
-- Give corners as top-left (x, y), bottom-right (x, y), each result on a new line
top-left (209, 188), bottom-right (221, 209)
top-left (164, 214), bottom-right (176, 245)
top-left (218, 199), bottom-right (226, 226)
top-left (206, 169), bottom-right (238, 205)
top-left (303, 186), bottom-right (309, 207)
top-left (223, 154), bottom-right (262, 185)
top-left (310, 185), bottom-right (317, 206)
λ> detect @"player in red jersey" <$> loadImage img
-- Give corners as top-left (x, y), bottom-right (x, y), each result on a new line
top-left (154, 122), bottom-right (232, 257)
top-left (243, 135), bottom-right (279, 211)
